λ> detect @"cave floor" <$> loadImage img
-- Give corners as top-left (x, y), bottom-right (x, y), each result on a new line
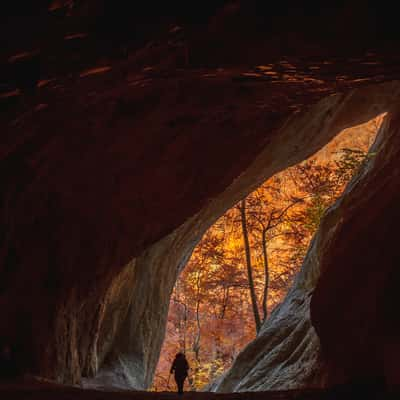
top-left (0, 381), bottom-right (393, 400)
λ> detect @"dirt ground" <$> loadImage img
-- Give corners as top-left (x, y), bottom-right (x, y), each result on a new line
top-left (0, 380), bottom-right (396, 400)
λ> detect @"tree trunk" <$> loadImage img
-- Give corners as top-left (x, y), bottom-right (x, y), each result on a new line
top-left (174, 283), bottom-right (189, 353)
top-left (182, 301), bottom-right (188, 354)
top-left (240, 199), bottom-right (261, 333)
top-left (219, 286), bottom-right (230, 319)
top-left (193, 271), bottom-right (201, 362)
top-left (261, 227), bottom-right (269, 323)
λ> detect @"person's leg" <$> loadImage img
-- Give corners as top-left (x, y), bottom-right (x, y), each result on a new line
top-left (177, 377), bottom-right (184, 394)
top-left (175, 376), bottom-right (181, 394)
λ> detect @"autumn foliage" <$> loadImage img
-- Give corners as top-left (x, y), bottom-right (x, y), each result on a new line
top-left (153, 116), bottom-right (383, 391)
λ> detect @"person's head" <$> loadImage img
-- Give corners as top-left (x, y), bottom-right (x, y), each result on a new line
top-left (175, 352), bottom-right (185, 360)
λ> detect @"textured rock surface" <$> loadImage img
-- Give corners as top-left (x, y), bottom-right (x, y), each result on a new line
top-left (79, 82), bottom-right (400, 389)
top-left (83, 82), bottom-right (400, 389)
top-left (311, 107), bottom-right (400, 389)
top-left (213, 99), bottom-right (400, 392)
top-left (211, 155), bottom-right (359, 392)
top-left (210, 245), bottom-right (322, 391)
top-left (1, 77), bottom-right (400, 388)
top-left (2, 2), bottom-right (400, 390)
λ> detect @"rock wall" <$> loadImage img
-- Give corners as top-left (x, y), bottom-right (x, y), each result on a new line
top-left (1, 27), bottom-right (400, 386)
top-left (311, 105), bottom-right (400, 389)
top-left (210, 230), bottom-right (325, 391)
top-left (79, 82), bottom-right (400, 388)
top-left (213, 93), bottom-right (400, 392)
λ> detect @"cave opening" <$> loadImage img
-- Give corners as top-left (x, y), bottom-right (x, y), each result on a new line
top-left (1, 74), bottom-right (400, 399)
top-left (2, 76), bottom-right (399, 396)
top-left (152, 114), bottom-right (385, 392)
top-left (2, 2), bottom-right (400, 398)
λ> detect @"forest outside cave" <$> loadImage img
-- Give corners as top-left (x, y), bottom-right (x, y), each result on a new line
top-left (152, 114), bottom-right (385, 391)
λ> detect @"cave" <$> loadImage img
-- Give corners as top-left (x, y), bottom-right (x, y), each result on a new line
top-left (154, 115), bottom-right (383, 392)
top-left (1, 2), bottom-right (400, 399)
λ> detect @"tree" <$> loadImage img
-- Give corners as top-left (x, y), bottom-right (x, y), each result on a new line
top-left (285, 147), bottom-right (372, 267)
top-left (236, 177), bottom-right (305, 330)
top-left (238, 198), bottom-right (262, 333)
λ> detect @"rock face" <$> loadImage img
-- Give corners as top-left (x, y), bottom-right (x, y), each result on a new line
top-left (311, 107), bottom-right (400, 389)
top-left (1, 72), bottom-right (398, 388)
top-left (10, 78), bottom-right (400, 388)
top-left (84, 82), bottom-right (400, 390)
top-left (213, 95), bottom-right (400, 392)
top-left (2, 3), bottom-right (400, 390)
top-left (210, 231), bottom-right (324, 391)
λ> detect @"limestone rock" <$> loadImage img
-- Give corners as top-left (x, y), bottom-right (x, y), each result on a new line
top-left (1, 16), bottom-right (400, 385)
top-left (214, 96), bottom-right (400, 392)
top-left (311, 107), bottom-right (400, 388)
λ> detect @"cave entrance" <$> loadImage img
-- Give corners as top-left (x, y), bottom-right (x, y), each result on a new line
top-left (152, 114), bottom-right (385, 391)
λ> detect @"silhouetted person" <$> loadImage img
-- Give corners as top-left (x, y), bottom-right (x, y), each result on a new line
top-left (170, 352), bottom-right (189, 395)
